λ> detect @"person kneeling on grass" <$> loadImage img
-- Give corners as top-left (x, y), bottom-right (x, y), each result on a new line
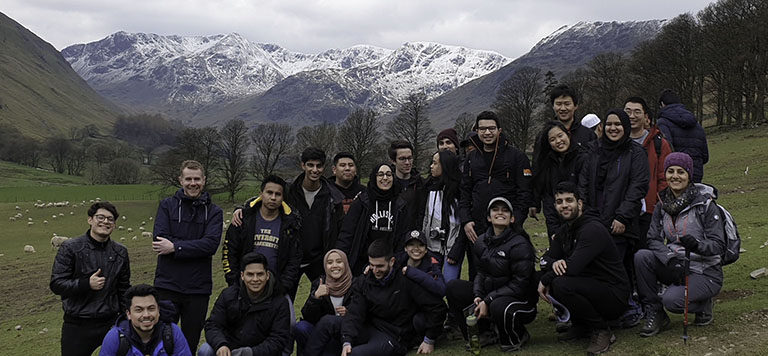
top-left (99, 284), bottom-right (191, 356)
top-left (341, 238), bottom-right (447, 356)
top-left (635, 152), bottom-right (724, 337)
top-left (538, 182), bottom-right (629, 355)
top-left (446, 197), bottom-right (538, 352)
top-left (199, 252), bottom-right (290, 356)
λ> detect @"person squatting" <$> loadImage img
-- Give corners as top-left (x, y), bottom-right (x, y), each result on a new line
top-left (50, 87), bottom-right (722, 356)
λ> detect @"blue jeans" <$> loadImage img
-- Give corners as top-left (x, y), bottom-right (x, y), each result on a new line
top-left (443, 257), bottom-right (462, 282)
top-left (304, 315), bottom-right (344, 356)
top-left (294, 320), bottom-right (314, 355)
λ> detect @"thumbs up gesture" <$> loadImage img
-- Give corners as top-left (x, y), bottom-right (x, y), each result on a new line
top-left (90, 268), bottom-right (106, 290)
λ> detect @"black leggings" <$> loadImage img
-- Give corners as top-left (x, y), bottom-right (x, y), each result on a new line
top-left (549, 276), bottom-right (628, 330)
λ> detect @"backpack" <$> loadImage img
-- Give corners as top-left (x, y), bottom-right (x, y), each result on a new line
top-left (116, 323), bottom-right (174, 356)
top-left (696, 198), bottom-right (741, 266)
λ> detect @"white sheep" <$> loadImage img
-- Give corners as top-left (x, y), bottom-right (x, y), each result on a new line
top-left (24, 245), bottom-right (36, 253)
top-left (15, 205), bottom-right (20, 210)
top-left (119, 237), bottom-right (125, 241)
top-left (27, 221), bottom-right (34, 226)
top-left (43, 220), bottom-right (48, 224)
top-left (51, 236), bottom-right (69, 250)
top-left (149, 217), bottom-right (153, 221)
top-left (141, 221), bottom-right (146, 226)
top-left (131, 236), bottom-right (138, 241)
top-left (58, 213), bottom-right (64, 217)
top-left (117, 226), bottom-right (125, 230)
top-left (122, 216), bottom-right (127, 221)
top-left (139, 226), bottom-right (145, 231)
top-left (52, 215), bottom-right (57, 219)
top-left (70, 212), bottom-right (74, 215)
top-left (28, 218), bottom-right (32, 221)
top-left (141, 231), bottom-right (153, 238)
top-left (127, 228), bottom-right (133, 232)
top-left (9, 217), bottom-right (15, 222)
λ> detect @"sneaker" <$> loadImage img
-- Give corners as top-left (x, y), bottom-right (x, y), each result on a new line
top-left (620, 298), bottom-right (644, 328)
top-left (694, 298), bottom-right (714, 326)
top-left (586, 329), bottom-right (616, 355)
top-left (500, 331), bottom-right (530, 352)
top-left (555, 320), bottom-right (571, 333)
top-left (639, 305), bottom-right (670, 337)
top-left (557, 324), bottom-right (590, 342)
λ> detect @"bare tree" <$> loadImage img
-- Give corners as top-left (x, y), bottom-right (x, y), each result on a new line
top-left (295, 122), bottom-right (337, 158)
top-left (453, 112), bottom-right (475, 144)
top-left (338, 108), bottom-right (382, 175)
top-left (492, 66), bottom-right (545, 151)
top-left (45, 137), bottom-right (72, 173)
top-left (219, 119), bottom-right (251, 202)
top-left (584, 52), bottom-right (629, 115)
top-left (386, 92), bottom-right (435, 171)
top-left (251, 123), bottom-right (294, 180)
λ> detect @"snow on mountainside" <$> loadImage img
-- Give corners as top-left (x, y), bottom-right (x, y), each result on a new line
top-left (62, 32), bottom-right (509, 120)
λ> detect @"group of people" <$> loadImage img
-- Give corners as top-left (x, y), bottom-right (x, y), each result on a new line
top-left (49, 84), bottom-right (723, 356)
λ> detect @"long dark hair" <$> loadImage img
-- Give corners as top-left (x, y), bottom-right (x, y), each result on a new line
top-left (425, 150), bottom-right (461, 224)
top-left (532, 121), bottom-right (571, 196)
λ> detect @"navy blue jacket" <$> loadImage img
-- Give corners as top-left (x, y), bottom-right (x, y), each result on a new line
top-left (657, 103), bottom-right (709, 182)
top-left (153, 189), bottom-right (223, 295)
top-left (395, 250), bottom-right (446, 297)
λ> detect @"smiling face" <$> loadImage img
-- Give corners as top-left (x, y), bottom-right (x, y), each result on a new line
top-left (332, 157), bottom-right (356, 184)
top-left (624, 102), bottom-right (648, 132)
top-left (604, 114), bottom-right (625, 142)
top-left (301, 159), bottom-right (325, 183)
top-left (438, 138), bottom-right (457, 153)
top-left (88, 208), bottom-right (115, 239)
top-left (665, 166), bottom-right (690, 197)
top-left (429, 152), bottom-right (442, 177)
top-left (476, 119), bottom-right (500, 147)
top-left (555, 192), bottom-right (583, 221)
top-left (405, 239), bottom-right (427, 261)
top-left (548, 126), bottom-right (570, 154)
top-left (553, 95), bottom-right (578, 125)
top-left (368, 256), bottom-right (394, 280)
top-left (375, 165), bottom-right (393, 191)
top-left (241, 262), bottom-right (269, 296)
top-left (325, 252), bottom-right (346, 280)
top-left (260, 182), bottom-right (284, 212)
top-left (487, 202), bottom-right (513, 229)
top-left (127, 295), bottom-right (159, 334)
top-left (178, 167), bottom-right (205, 198)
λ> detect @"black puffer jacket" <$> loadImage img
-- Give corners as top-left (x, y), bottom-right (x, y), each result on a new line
top-left (533, 146), bottom-right (589, 238)
top-left (657, 103), bottom-right (709, 182)
top-left (472, 227), bottom-right (538, 306)
top-left (204, 275), bottom-right (290, 356)
top-left (578, 140), bottom-right (649, 239)
top-left (299, 275), bottom-right (355, 325)
top-left (222, 198), bottom-right (302, 292)
top-left (459, 133), bottom-right (534, 230)
top-left (50, 231), bottom-right (131, 320)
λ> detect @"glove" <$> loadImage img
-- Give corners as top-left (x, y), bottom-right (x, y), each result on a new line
top-left (678, 234), bottom-right (700, 254)
top-left (665, 256), bottom-right (686, 282)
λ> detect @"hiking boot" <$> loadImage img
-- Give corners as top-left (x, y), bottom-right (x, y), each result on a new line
top-left (500, 331), bottom-right (530, 352)
top-left (557, 324), bottom-right (590, 342)
top-left (586, 329), bottom-right (616, 355)
top-left (639, 305), bottom-right (670, 337)
top-left (694, 298), bottom-right (714, 326)
top-left (620, 298), bottom-right (644, 328)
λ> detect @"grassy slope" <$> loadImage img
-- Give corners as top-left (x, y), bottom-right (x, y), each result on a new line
top-left (0, 12), bottom-right (118, 139)
top-left (0, 128), bottom-right (767, 355)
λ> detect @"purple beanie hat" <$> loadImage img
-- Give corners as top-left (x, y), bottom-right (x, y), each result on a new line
top-left (664, 152), bottom-right (693, 177)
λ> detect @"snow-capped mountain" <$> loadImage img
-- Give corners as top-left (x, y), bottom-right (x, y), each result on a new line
top-left (62, 32), bottom-right (509, 123)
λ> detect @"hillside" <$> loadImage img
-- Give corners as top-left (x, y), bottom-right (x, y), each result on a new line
top-left (0, 12), bottom-right (119, 139)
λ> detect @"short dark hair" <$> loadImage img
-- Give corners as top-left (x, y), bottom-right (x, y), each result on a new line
top-left (123, 284), bottom-right (158, 310)
top-left (549, 84), bottom-right (580, 106)
top-left (300, 147), bottom-right (326, 165)
top-left (658, 89), bottom-right (681, 106)
top-left (553, 181), bottom-right (581, 201)
top-left (388, 140), bottom-right (414, 161)
top-left (475, 110), bottom-right (500, 128)
top-left (367, 238), bottom-right (393, 260)
top-left (87, 202), bottom-right (119, 220)
top-left (625, 96), bottom-right (650, 115)
top-left (179, 160), bottom-right (205, 176)
top-left (241, 252), bottom-right (269, 270)
top-left (333, 152), bottom-right (356, 165)
top-left (261, 174), bottom-right (287, 192)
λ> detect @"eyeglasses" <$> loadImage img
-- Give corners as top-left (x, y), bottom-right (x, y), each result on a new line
top-left (93, 214), bottom-right (116, 223)
top-left (396, 156), bottom-right (413, 162)
top-left (477, 126), bottom-right (498, 133)
top-left (624, 109), bottom-right (644, 116)
top-left (376, 172), bottom-right (393, 178)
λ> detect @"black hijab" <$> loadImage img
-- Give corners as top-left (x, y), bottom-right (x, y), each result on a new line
top-left (596, 109), bottom-right (632, 187)
top-left (367, 163), bottom-right (401, 202)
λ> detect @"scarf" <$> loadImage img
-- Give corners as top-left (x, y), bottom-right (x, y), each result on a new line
top-left (597, 109), bottom-right (632, 187)
top-left (366, 163), bottom-right (400, 202)
top-left (660, 184), bottom-right (698, 217)
top-left (324, 249), bottom-right (353, 297)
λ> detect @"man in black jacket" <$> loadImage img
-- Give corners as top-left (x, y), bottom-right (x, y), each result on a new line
top-left (549, 84), bottom-right (597, 147)
top-left (389, 140), bottom-right (425, 231)
top-left (331, 152), bottom-right (366, 214)
top-left (50, 202), bottom-right (131, 356)
top-left (341, 239), bottom-right (447, 356)
top-left (285, 147), bottom-right (344, 296)
top-left (538, 182), bottom-right (629, 355)
top-left (200, 253), bottom-right (290, 356)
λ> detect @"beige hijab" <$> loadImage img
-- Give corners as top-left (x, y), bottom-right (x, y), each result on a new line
top-left (324, 249), bottom-right (353, 297)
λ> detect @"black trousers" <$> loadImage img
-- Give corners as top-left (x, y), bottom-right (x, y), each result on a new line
top-left (550, 276), bottom-right (628, 330)
top-left (445, 279), bottom-right (537, 346)
top-left (290, 258), bottom-right (325, 300)
top-left (61, 315), bottom-right (114, 356)
top-left (303, 314), bottom-right (344, 356)
top-left (157, 288), bottom-right (209, 353)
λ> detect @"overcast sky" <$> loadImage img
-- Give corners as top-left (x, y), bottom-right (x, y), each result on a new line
top-left (4, 0), bottom-right (714, 58)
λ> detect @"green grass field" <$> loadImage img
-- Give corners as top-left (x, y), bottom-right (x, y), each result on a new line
top-left (1, 128), bottom-right (767, 355)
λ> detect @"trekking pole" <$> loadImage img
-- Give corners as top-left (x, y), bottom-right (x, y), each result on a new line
top-left (683, 250), bottom-right (691, 347)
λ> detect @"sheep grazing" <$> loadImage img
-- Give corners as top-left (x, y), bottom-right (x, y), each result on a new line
top-left (43, 220), bottom-right (49, 224)
top-left (117, 226), bottom-right (125, 230)
top-left (23, 245), bottom-right (36, 253)
top-left (141, 221), bottom-right (146, 226)
top-left (9, 217), bottom-right (15, 222)
top-left (28, 218), bottom-right (32, 221)
top-left (122, 216), bottom-right (127, 221)
top-left (15, 205), bottom-right (20, 210)
top-left (58, 213), bottom-right (64, 217)
top-left (27, 221), bottom-right (34, 226)
top-left (141, 231), bottom-right (153, 238)
top-left (51, 236), bottom-right (69, 250)
top-left (52, 215), bottom-right (57, 219)
top-left (127, 228), bottom-right (133, 232)
top-left (131, 236), bottom-right (138, 241)
top-left (138, 226), bottom-right (145, 231)
top-left (149, 217), bottom-right (153, 221)
top-left (70, 212), bottom-right (74, 215)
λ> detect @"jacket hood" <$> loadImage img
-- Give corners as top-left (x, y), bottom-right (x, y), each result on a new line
top-left (174, 188), bottom-right (212, 205)
top-left (247, 196), bottom-right (293, 215)
top-left (660, 103), bottom-right (698, 128)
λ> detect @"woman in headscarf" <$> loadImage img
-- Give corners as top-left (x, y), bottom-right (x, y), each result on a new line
top-left (336, 163), bottom-right (407, 275)
top-left (578, 108), bottom-right (649, 327)
top-left (530, 120), bottom-right (589, 244)
top-left (295, 249), bottom-right (355, 356)
top-left (634, 152), bottom-right (724, 337)
top-left (421, 150), bottom-right (464, 282)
